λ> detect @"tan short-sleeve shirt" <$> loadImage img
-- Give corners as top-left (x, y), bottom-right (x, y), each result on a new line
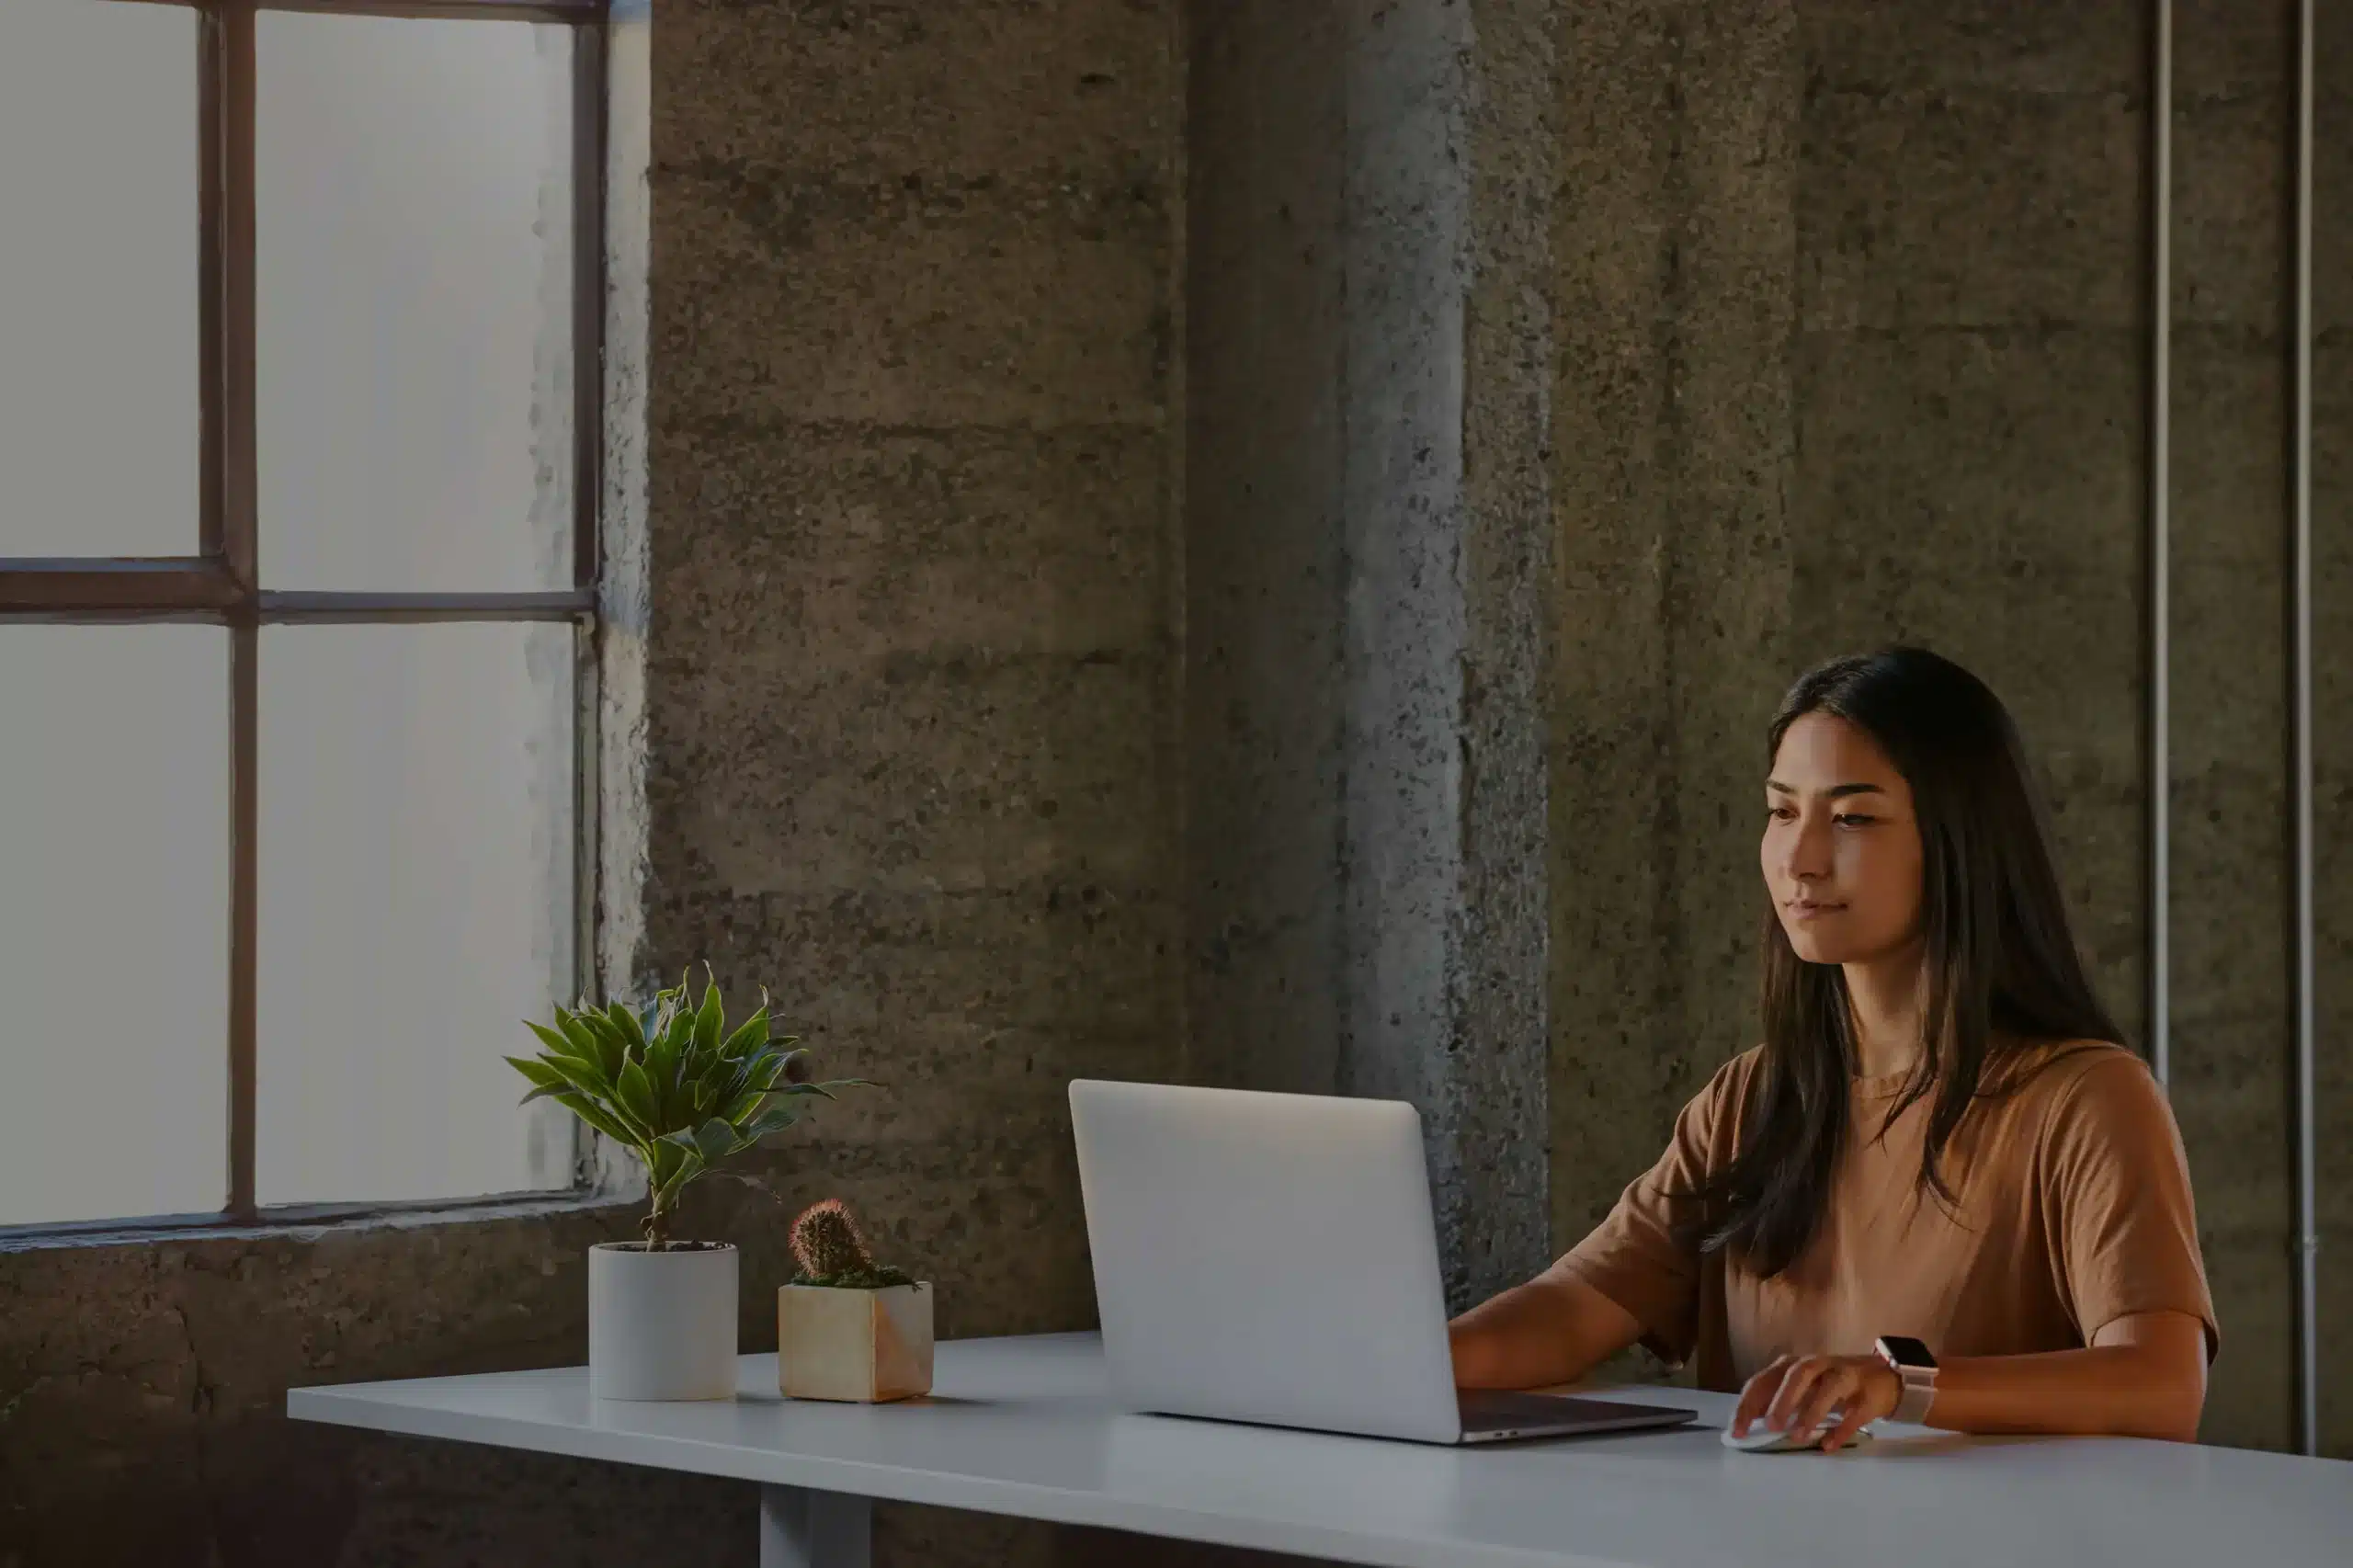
top-left (1560, 1040), bottom-right (2218, 1392)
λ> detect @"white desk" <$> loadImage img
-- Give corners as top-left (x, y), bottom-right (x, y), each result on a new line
top-left (289, 1333), bottom-right (2349, 1568)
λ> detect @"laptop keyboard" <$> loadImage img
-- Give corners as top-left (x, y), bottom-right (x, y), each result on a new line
top-left (1458, 1389), bottom-right (1696, 1436)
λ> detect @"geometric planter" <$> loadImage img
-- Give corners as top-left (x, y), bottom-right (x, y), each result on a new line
top-left (587, 1242), bottom-right (739, 1401)
top-left (777, 1282), bottom-right (933, 1403)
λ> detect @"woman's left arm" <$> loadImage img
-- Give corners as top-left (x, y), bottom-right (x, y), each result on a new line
top-left (1732, 1310), bottom-right (2209, 1452)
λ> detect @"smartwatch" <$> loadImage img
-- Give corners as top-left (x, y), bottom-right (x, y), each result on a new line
top-left (1873, 1335), bottom-right (1938, 1425)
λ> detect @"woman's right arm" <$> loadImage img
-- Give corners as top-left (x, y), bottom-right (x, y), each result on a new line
top-left (1459, 1051), bottom-right (1749, 1389)
top-left (1447, 1266), bottom-right (1645, 1390)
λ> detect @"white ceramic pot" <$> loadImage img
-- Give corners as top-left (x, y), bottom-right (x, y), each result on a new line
top-left (587, 1242), bottom-right (739, 1401)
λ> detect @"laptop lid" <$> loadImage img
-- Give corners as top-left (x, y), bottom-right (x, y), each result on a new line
top-left (1069, 1079), bottom-right (1464, 1444)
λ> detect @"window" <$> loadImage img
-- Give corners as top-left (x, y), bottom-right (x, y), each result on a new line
top-left (0, 0), bottom-right (610, 1230)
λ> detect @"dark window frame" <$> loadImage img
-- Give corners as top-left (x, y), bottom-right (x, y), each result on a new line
top-left (0, 0), bottom-right (611, 1234)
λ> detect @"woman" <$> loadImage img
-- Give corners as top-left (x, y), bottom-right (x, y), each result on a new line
top-left (1450, 648), bottom-right (2215, 1449)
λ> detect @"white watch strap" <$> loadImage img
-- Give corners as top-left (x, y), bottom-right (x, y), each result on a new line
top-left (1893, 1365), bottom-right (1937, 1425)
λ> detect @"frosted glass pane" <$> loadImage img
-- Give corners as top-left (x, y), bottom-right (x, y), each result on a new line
top-left (0, 2), bottom-right (199, 558)
top-left (0, 628), bottom-right (228, 1224)
top-left (256, 15), bottom-right (574, 592)
top-left (257, 625), bottom-right (576, 1205)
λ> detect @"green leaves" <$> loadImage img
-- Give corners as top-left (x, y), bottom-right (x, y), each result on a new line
top-left (508, 970), bottom-right (870, 1249)
top-left (693, 978), bottom-right (724, 1054)
top-left (551, 1091), bottom-right (634, 1147)
top-left (741, 1105), bottom-right (802, 1142)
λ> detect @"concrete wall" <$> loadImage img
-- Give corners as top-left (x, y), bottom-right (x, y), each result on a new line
top-left (2318, 0), bottom-right (2353, 1464)
top-left (1183, 0), bottom-right (1553, 1312)
top-left (2168, 0), bottom-right (2299, 1453)
top-left (1547, 0), bottom-right (2351, 1454)
top-left (1549, 0), bottom-right (1800, 1255)
top-left (641, 0), bottom-right (1188, 1559)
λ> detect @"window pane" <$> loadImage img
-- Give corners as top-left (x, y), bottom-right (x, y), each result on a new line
top-left (0, 627), bottom-right (227, 1224)
top-left (257, 624), bottom-right (576, 1206)
top-left (0, 2), bottom-right (198, 559)
top-left (256, 14), bottom-right (574, 592)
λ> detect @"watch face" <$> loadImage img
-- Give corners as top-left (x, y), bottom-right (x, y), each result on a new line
top-left (1878, 1335), bottom-right (1937, 1369)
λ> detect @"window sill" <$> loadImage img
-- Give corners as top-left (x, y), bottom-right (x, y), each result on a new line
top-left (0, 1187), bottom-right (640, 1255)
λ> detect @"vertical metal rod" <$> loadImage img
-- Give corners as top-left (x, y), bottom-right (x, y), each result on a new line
top-left (222, 0), bottom-right (258, 595)
top-left (198, 0), bottom-right (241, 1218)
top-left (197, 8), bottom-right (225, 563)
top-left (572, 16), bottom-right (607, 598)
top-left (228, 621), bottom-right (259, 1217)
top-left (2148, 0), bottom-right (2173, 1088)
top-left (2290, 0), bottom-right (2319, 1463)
top-left (568, 9), bottom-right (610, 1199)
top-left (223, 0), bottom-right (261, 1221)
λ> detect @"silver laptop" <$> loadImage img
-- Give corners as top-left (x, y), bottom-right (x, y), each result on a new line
top-left (1068, 1079), bottom-right (1696, 1445)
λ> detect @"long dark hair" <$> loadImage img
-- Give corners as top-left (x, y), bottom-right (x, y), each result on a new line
top-left (1697, 647), bottom-right (2124, 1277)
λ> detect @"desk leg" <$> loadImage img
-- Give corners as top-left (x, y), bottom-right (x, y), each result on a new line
top-left (759, 1484), bottom-right (871, 1568)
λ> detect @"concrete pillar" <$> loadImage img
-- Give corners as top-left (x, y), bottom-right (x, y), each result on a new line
top-left (1185, 0), bottom-right (1553, 1309)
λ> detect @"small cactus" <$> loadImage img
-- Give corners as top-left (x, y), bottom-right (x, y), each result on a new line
top-left (789, 1199), bottom-right (915, 1290)
top-left (790, 1199), bottom-right (871, 1277)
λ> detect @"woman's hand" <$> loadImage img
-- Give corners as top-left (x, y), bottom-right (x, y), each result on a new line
top-left (1732, 1353), bottom-right (1901, 1453)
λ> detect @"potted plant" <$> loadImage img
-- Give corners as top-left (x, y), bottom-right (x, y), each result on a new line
top-left (778, 1199), bottom-right (933, 1403)
top-left (507, 971), bottom-right (860, 1401)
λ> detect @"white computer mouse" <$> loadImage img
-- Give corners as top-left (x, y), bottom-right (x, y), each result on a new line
top-left (1721, 1416), bottom-right (1877, 1453)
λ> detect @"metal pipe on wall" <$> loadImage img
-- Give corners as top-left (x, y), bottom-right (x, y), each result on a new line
top-left (2148, 0), bottom-right (2172, 1090)
top-left (2290, 0), bottom-right (2320, 1464)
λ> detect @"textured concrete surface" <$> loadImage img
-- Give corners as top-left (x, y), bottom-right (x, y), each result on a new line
top-left (1548, 0), bottom-right (1800, 1259)
top-left (642, 6), bottom-right (1187, 1568)
top-left (1451, 0), bottom-right (1559, 1311)
top-left (1184, 0), bottom-right (1347, 1106)
top-left (2312, 0), bottom-right (2353, 1460)
top-left (2166, 0), bottom-right (2297, 1453)
top-left (1185, 0), bottom-right (1552, 1313)
top-left (0, 1206), bottom-right (675, 1566)
top-left (1333, 0), bottom-right (1482, 1240)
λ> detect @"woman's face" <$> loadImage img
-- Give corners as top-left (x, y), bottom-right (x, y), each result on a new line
top-left (1761, 711), bottom-right (1925, 966)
